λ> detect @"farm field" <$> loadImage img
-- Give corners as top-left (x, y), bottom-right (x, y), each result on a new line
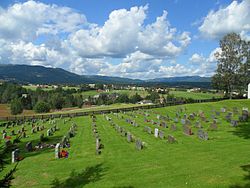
top-left (0, 99), bottom-right (250, 188)
top-left (168, 90), bottom-right (223, 100)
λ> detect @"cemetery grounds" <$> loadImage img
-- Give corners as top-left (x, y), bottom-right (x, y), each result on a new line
top-left (0, 99), bottom-right (250, 188)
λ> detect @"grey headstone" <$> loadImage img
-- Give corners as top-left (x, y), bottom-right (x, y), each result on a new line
top-left (25, 142), bottom-right (33, 152)
top-left (197, 129), bottom-right (208, 140)
top-left (230, 120), bottom-right (238, 127)
top-left (127, 132), bottom-right (132, 142)
top-left (154, 128), bottom-right (159, 138)
top-left (167, 135), bottom-right (176, 143)
top-left (159, 130), bottom-right (164, 139)
top-left (55, 143), bottom-right (60, 159)
top-left (209, 123), bottom-right (218, 131)
top-left (171, 124), bottom-right (177, 131)
top-left (183, 125), bottom-right (192, 135)
top-left (135, 139), bottom-right (143, 150)
top-left (12, 149), bottom-right (20, 163)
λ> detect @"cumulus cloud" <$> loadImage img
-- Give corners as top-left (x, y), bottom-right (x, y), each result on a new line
top-left (199, 0), bottom-right (250, 39)
top-left (70, 7), bottom-right (191, 58)
top-left (0, 0), bottom-right (86, 41)
top-left (188, 48), bottom-right (221, 76)
top-left (189, 53), bottom-right (206, 64)
top-left (0, 1), bottom-right (194, 79)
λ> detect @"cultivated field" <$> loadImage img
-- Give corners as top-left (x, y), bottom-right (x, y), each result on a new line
top-left (0, 99), bottom-right (249, 188)
top-left (168, 91), bottom-right (223, 100)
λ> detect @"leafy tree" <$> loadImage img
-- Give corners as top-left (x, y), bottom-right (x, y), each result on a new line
top-left (130, 93), bottom-right (142, 103)
top-left (21, 95), bottom-right (32, 110)
top-left (146, 91), bottom-right (160, 103)
top-left (212, 33), bottom-right (249, 98)
top-left (50, 93), bottom-right (64, 110)
top-left (10, 98), bottom-right (23, 115)
top-left (115, 93), bottom-right (129, 103)
top-left (34, 101), bottom-right (50, 113)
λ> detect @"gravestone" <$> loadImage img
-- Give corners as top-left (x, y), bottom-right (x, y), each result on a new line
top-left (195, 121), bottom-right (202, 128)
top-left (47, 129), bottom-right (52, 136)
top-left (230, 120), bottom-right (238, 127)
top-left (181, 119), bottom-right (186, 125)
top-left (159, 130), bottom-right (164, 139)
top-left (215, 111), bottom-right (220, 116)
top-left (197, 129), bottom-right (208, 140)
top-left (31, 127), bottom-right (36, 134)
top-left (185, 119), bottom-right (191, 126)
top-left (5, 140), bottom-right (12, 148)
top-left (174, 118), bottom-right (179, 123)
top-left (183, 125), bottom-right (192, 136)
top-left (147, 127), bottom-right (152, 134)
top-left (55, 143), bottom-right (60, 159)
top-left (2, 132), bottom-right (6, 139)
top-left (96, 138), bottom-right (101, 152)
top-left (26, 142), bottom-right (33, 152)
top-left (171, 124), bottom-right (177, 131)
top-left (154, 128), bottom-right (159, 138)
top-left (10, 130), bottom-right (15, 136)
top-left (221, 107), bottom-right (226, 113)
top-left (21, 131), bottom-right (26, 138)
top-left (209, 122), bottom-right (218, 130)
top-left (225, 115), bottom-right (232, 122)
top-left (135, 139), bottom-right (143, 150)
top-left (12, 149), bottom-right (20, 163)
top-left (161, 122), bottom-right (167, 128)
top-left (167, 135), bottom-right (176, 143)
top-left (189, 114), bottom-right (195, 120)
top-left (127, 132), bottom-right (132, 142)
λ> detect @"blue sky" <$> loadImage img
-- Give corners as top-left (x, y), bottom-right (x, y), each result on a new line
top-left (0, 0), bottom-right (249, 79)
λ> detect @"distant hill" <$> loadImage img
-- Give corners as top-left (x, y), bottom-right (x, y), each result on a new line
top-left (0, 64), bottom-right (212, 87)
top-left (0, 64), bottom-right (142, 84)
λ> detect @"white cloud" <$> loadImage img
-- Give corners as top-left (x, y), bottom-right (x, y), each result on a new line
top-left (199, 0), bottom-right (250, 39)
top-left (0, 1), bottom-right (193, 79)
top-left (188, 48), bottom-right (221, 76)
top-left (0, 0), bottom-right (86, 41)
top-left (70, 7), bottom-right (191, 59)
top-left (189, 53), bottom-right (206, 63)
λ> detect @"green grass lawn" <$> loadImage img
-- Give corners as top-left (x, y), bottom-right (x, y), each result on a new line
top-left (0, 99), bottom-right (250, 187)
top-left (168, 91), bottom-right (223, 100)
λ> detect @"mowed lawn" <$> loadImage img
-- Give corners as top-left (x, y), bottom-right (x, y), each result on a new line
top-left (0, 99), bottom-right (250, 188)
top-left (168, 91), bottom-right (223, 100)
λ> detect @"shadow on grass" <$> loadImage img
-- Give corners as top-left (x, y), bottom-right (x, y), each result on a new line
top-left (230, 121), bottom-right (250, 139)
top-left (50, 163), bottom-right (106, 188)
top-left (230, 164), bottom-right (250, 188)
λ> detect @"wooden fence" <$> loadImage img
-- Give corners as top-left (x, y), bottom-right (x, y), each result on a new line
top-left (0, 97), bottom-right (228, 122)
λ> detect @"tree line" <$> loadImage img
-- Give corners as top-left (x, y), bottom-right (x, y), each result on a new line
top-left (0, 83), bottom-right (167, 115)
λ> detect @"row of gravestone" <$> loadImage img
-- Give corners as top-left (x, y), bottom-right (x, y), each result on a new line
top-left (106, 115), bottom-right (144, 150)
top-left (92, 115), bottom-right (104, 155)
top-left (144, 126), bottom-right (177, 143)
